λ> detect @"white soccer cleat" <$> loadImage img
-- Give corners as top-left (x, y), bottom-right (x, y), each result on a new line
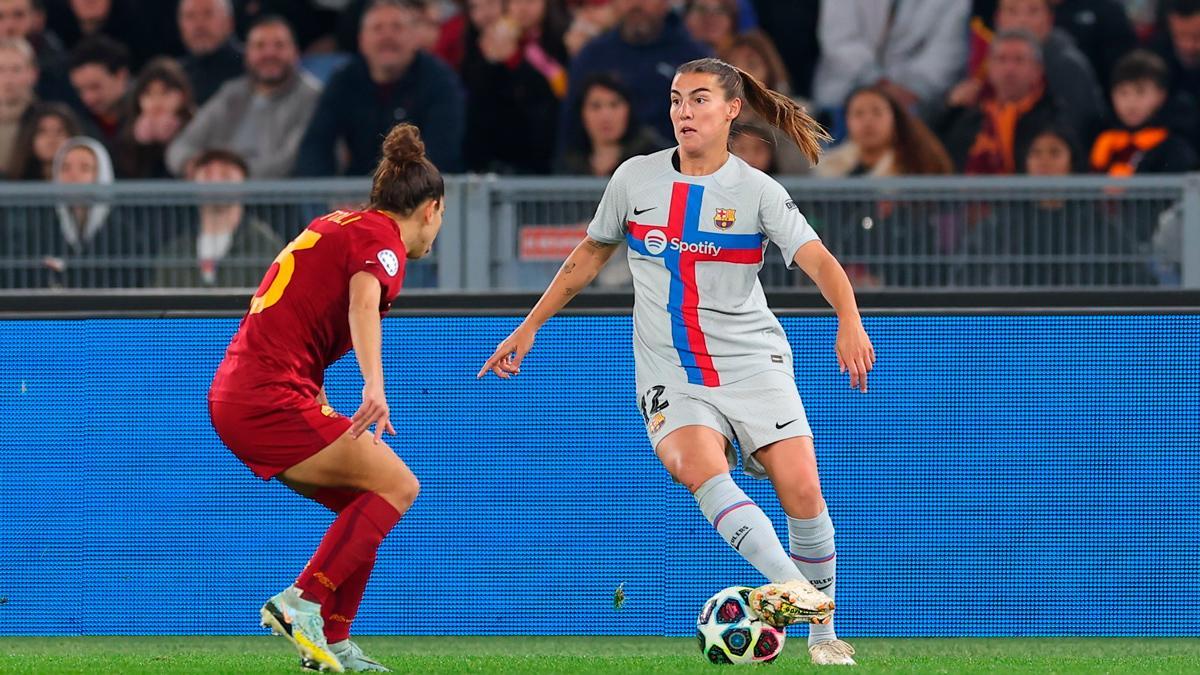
top-left (259, 587), bottom-right (344, 673)
top-left (302, 640), bottom-right (391, 672)
top-left (747, 579), bottom-right (835, 628)
top-left (809, 639), bottom-right (857, 666)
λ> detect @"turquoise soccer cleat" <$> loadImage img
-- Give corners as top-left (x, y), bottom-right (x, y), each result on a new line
top-left (259, 586), bottom-right (344, 673)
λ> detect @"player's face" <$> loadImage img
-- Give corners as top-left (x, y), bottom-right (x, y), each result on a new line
top-left (408, 198), bottom-right (445, 259)
top-left (57, 146), bottom-right (99, 184)
top-left (33, 114), bottom-right (69, 163)
top-left (845, 90), bottom-right (894, 152)
top-left (246, 23), bottom-right (298, 87)
top-left (995, 0), bottom-right (1052, 41)
top-left (0, 0), bottom-right (38, 39)
top-left (1024, 132), bottom-right (1071, 176)
top-left (1112, 79), bottom-right (1166, 129)
top-left (670, 72), bottom-right (740, 154)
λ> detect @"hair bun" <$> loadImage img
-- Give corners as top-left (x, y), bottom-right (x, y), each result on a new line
top-left (382, 123), bottom-right (426, 166)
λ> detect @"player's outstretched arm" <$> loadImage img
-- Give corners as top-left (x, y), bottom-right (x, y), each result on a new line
top-left (794, 241), bottom-right (876, 392)
top-left (478, 237), bottom-right (620, 379)
top-left (348, 271), bottom-right (395, 442)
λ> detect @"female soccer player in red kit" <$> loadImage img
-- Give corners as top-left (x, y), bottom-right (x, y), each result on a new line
top-left (208, 123), bottom-right (444, 673)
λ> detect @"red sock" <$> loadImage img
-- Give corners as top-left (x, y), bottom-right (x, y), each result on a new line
top-left (307, 487), bottom-right (375, 643)
top-left (295, 492), bottom-right (400, 605)
top-left (322, 551), bottom-right (375, 643)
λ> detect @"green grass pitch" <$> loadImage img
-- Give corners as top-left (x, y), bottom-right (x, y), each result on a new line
top-left (2, 636), bottom-right (1198, 674)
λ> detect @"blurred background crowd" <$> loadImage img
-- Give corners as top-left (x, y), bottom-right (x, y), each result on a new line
top-left (0, 0), bottom-right (1195, 289)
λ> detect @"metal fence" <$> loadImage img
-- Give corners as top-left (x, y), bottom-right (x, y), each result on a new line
top-left (1, 174), bottom-right (1196, 291)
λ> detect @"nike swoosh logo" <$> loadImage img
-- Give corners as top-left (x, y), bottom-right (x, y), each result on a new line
top-left (632, 206), bottom-right (656, 215)
top-left (775, 419), bottom-right (799, 429)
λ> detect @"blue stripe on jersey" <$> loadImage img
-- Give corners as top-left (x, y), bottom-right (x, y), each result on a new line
top-left (668, 185), bottom-right (704, 385)
top-left (626, 233), bottom-right (652, 256)
top-left (701, 231), bottom-right (765, 249)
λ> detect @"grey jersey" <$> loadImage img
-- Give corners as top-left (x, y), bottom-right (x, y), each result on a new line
top-left (587, 148), bottom-right (819, 388)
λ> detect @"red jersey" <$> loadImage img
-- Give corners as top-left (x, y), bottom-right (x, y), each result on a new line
top-left (209, 209), bottom-right (407, 405)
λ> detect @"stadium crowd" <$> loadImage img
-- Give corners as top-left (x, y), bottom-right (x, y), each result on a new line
top-left (3, 0), bottom-right (1199, 181)
top-left (0, 0), bottom-right (1192, 289)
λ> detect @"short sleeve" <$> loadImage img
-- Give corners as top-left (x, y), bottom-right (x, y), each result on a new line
top-left (585, 160), bottom-right (632, 244)
top-left (758, 180), bottom-right (819, 269)
top-left (346, 226), bottom-right (405, 301)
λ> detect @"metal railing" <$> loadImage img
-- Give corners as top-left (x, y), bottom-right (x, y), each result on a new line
top-left (1, 175), bottom-right (1196, 291)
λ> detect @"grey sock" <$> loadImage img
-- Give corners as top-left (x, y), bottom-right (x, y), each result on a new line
top-left (787, 509), bottom-right (838, 645)
top-left (694, 473), bottom-right (800, 584)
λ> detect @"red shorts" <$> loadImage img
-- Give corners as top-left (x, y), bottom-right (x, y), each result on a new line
top-left (208, 397), bottom-right (352, 480)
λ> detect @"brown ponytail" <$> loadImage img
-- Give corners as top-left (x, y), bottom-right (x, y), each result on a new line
top-left (676, 58), bottom-right (831, 164)
top-left (369, 122), bottom-right (444, 215)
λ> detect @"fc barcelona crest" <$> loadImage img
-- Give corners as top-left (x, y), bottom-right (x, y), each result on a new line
top-left (714, 208), bottom-right (736, 230)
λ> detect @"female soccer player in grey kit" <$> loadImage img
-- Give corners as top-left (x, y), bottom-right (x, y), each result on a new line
top-left (480, 58), bottom-right (874, 667)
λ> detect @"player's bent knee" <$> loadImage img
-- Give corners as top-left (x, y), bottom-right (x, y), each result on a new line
top-left (375, 465), bottom-right (420, 512)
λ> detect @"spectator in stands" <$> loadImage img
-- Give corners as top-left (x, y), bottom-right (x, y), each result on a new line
top-left (1153, 0), bottom-right (1200, 102)
top-left (746, 0), bottom-right (817, 99)
top-left (1052, 0), bottom-right (1138, 89)
top-left (45, 136), bottom-right (148, 287)
top-left (1090, 50), bottom-right (1198, 175)
top-left (817, 86), bottom-right (953, 177)
top-left (992, 0), bottom-right (1104, 144)
top-left (720, 31), bottom-right (810, 174)
top-left (235, 0), bottom-right (341, 54)
top-left (813, 0), bottom-right (968, 112)
top-left (178, 0), bottom-right (243, 105)
top-left (683, 0), bottom-right (738, 54)
top-left (167, 17), bottom-right (320, 179)
top-left (560, 0), bottom-right (708, 153)
top-left (462, 0), bottom-right (568, 174)
top-left (721, 30), bottom-right (788, 96)
top-left (156, 149), bottom-right (282, 288)
top-left (433, 0), bottom-right (489, 71)
top-left (51, 0), bottom-right (151, 67)
top-left (335, 0), bottom-right (445, 54)
top-left (974, 122), bottom-right (1147, 286)
top-left (294, 0), bottom-right (465, 175)
top-left (938, 30), bottom-right (1065, 174)
top-left (66, 35), bottom-right (129, 146)
top-left (0, 0), bottom-right (71, 102)
top-left (729, 121), bottom-right (775, 173)
top-left (556, 72), bottom-right (662, 175)
top-left (563, 0), bottom-right (616, 58)
top-left (166, 17), bottom-right (314, 247)
top-left (0, 36), bottom-right (37, 176)
top-left (112, 57), bottom-right (194, 178)
top-left (7, 100), bottom-right (80, 179)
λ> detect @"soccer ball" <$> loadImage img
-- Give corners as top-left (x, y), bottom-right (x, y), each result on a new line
top-left (696, 586), bottom-right (786, 664)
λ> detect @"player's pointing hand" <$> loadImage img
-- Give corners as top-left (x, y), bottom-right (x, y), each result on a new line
top-left (478, 325), bottom-right (536, 379)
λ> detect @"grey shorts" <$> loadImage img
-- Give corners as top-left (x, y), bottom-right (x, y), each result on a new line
top-left (637, 370), bottom-right (812, 478)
